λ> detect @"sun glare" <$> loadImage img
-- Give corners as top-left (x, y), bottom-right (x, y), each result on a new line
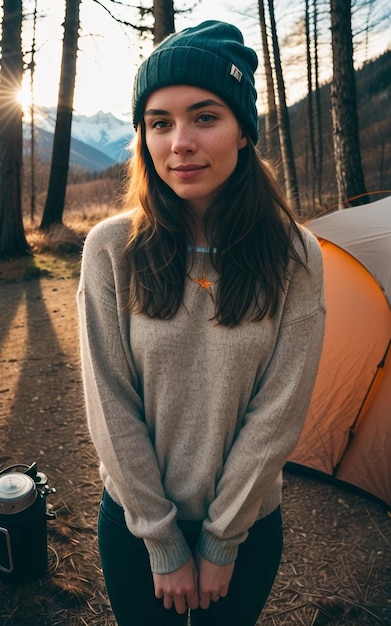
top-left (16, 79), bottom-right (32, 114)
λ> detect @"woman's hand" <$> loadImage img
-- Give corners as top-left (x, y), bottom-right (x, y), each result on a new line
top-left (153, 557), bottom-right (199, 614)
top-left (195, 552), bottom-right (235, 609)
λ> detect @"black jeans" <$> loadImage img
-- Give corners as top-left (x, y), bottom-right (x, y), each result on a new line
top-left (98, 490), bottom-right (283, 626)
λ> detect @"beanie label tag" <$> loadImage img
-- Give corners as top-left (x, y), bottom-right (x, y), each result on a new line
top-left (230, 64), bottom-right (242, 82)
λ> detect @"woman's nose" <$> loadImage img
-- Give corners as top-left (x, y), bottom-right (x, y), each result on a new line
top-left (171, 124), bottom-right (196, 154)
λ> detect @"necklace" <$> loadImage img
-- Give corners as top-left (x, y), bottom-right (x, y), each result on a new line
top-left (188, 271), bottom-right (217, 297)
top-left (187, 248), bottom-right (218, 300)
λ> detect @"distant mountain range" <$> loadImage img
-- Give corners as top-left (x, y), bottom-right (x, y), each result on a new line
top-left (23, 108), bottom-right (134, 172)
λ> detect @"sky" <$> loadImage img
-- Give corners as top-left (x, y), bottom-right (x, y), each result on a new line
top-left (10, 0), bottom-right (391, 120)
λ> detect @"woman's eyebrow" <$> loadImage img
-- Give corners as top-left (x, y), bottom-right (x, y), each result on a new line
top-left (144, 108), bottom-right (169, 116)
top-left (187, 99), bottom-right (225, 111)
top-left (144, 99), bottom-right (225, 117)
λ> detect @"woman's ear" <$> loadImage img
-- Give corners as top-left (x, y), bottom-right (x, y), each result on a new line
top-left (239, 133), bottom-right (248, 150)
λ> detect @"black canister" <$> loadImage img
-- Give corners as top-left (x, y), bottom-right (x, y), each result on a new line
top-left (0, 472), bottom-right (48, 586)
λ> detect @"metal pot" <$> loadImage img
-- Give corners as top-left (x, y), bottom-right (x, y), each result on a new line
top-left (0, 468), bottom-right (55, 586)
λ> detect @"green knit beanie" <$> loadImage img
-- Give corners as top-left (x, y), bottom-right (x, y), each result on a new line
top-left (132, 20), bottom-right (259, 145)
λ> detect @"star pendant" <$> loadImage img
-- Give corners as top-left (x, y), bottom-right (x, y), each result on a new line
top-left (190, 271), bottom-right (217, 298)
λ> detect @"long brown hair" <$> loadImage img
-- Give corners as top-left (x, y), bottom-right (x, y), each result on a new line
top-left (122, 124), bottom-right (307, 327)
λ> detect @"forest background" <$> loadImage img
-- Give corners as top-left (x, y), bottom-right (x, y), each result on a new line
top-left (0, 0), bottom-right (391, 259)
top-left (1, 2), bottom-right (391, 625)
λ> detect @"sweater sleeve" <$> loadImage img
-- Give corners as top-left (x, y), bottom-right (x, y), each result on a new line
top-left (77, 222), bottom-right (191, 574)
top-left (197, 231), bottom-right (326, 565)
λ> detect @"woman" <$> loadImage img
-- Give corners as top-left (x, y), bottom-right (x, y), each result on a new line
top-left (77, 20), bottom-right (325, 626)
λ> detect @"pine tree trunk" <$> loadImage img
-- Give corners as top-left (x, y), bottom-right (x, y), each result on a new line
top-left (267, 0), bottom-right (302, 217)
top-left (305, 0), bottom-right (317, 208)
top-left (40, 0), bottom-right (81, 230)
top-left (153, 0), bottom-right (175, 44)
top-left (0, 0), bottom-right (29, 258)
top-left (257, 0), bottom-right (280, 163)
top-left (330, 0), bottom-right (368, 208)
top-left (313, 0), bottom-right (323, 208)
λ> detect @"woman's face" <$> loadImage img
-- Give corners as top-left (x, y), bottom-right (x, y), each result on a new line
top-left (144, 85), bottom-right (247, 218)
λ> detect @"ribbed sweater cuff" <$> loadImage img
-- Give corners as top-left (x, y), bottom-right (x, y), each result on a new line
top-left (196, 529), bottom-right (240, 566)
top-left (144, 532), bottom-right (192, 574)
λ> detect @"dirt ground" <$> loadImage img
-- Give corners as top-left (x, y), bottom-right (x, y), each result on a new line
top-left (0, 252), bottom-right (390, 626)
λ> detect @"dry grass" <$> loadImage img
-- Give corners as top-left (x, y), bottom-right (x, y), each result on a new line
top-left (257, 473), bottom-right (391, 626)
top-left (24, 201), bottom-right (121, 255)
top-left (26, 223), bottom-right (84, 256)
top-left (0, 202), bottom-right (122, 282)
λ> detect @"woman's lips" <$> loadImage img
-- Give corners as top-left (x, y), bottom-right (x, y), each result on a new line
top-left (172, 165), bottom-right (206, 179)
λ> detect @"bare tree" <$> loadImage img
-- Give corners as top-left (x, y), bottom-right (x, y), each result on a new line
top-left (267, 0), bottom-right (302, 216)
top-left (40, 0), bottom-right (81, 229)
top-left (27, 0), bottom-right (38, 223)
top-left (312, 0), bottom-right (323, 207)
top-left (305, 0), bottom-right (317, 203)
top-left (95, 0), bottom-right (177, 42)
top-left (0, 0), bottom-right (29, 258)
top-left (352, 0), bottom-right (391, 62)
top-left (257, 0), bottom-right (280, 164)
top-left (330, 0), bottom-right (368, 207)
top-left (305, 0), bottom-right (324, 209)
top-left (153, 0), bottom-right (174, 44)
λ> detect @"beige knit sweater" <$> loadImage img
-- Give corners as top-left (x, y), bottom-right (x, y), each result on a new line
top-left (77, 211), bottom-right (325, 574)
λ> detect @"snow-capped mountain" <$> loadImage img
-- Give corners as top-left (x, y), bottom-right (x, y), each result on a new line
top-left (27, 107), bottom-right (134, 169)
top-left (71, 110), bottom-right (134, 163)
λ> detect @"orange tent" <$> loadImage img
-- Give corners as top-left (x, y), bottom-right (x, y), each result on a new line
top-left (287, 197), bottom-right (391, 510)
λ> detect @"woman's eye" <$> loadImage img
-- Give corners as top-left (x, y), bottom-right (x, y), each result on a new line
top-left (198, 113), bottom-right (217, 123)
top-left (151, 120), bottom-right (170, 129)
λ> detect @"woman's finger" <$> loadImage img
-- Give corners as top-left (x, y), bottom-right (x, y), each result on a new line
top-left (173, 594), bottom-right (188, 614)
top-left (186, 589), bottom-right (199, 610)
top-left (199, 592), bottom-right (211, 610)
top-left (163, 593), bottom-right (173, 610)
